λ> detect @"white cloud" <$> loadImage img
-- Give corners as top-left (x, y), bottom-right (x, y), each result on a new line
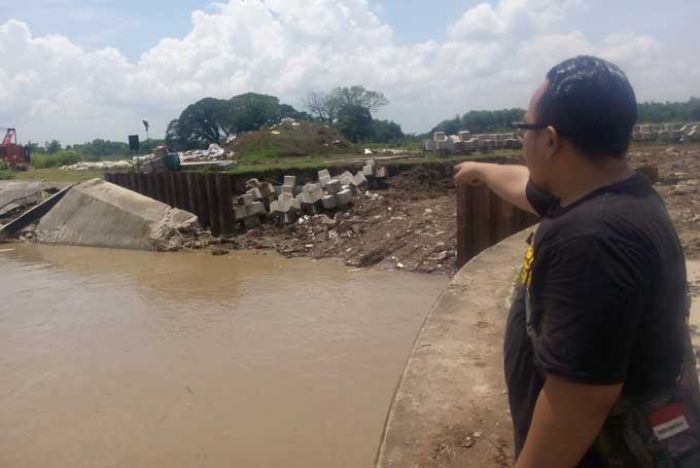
top-left (0, 0), bottom-right (696, 144)
top-left (448, 0), bottom-right (585, 40)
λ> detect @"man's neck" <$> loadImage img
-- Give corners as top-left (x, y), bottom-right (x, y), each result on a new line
top-left (555, 156), bottom-right (634, 207)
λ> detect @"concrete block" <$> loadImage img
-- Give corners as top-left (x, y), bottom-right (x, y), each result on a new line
top-left (235, 206), bottom-right (248, 219)
top-left (247, 201), bottom-right (266, 216)
top-left (246, 187), bottom-right (263, 200)
top-left (283, 175), bottom-right (297, 186)
top-left (376, 167), bottom-right (388, 178)
top-left (322, 195), bottom-right (337, 210)
top-left (338, 172), bottom-right (354, 187)
top-left (270, 200), bottom-right (279, 213)
top-left (244, 178), bottom-right (260, 190)
top-left (325, 179), bottom-right (341, 195)
top-left (282, 184), bottom-right (295, 195)
top-left (259, 183), bottom-right (275, 197)
top-left (242, 193), bottom-right (254, 205)
top-left (353, 172), bottom-right (368, 188)
top-left (336, 189), bottom-right (353, 207)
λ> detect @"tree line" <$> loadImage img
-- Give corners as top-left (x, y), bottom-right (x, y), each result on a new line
top-left (430, 98), bottom-right (700, 136)
top-left (28, 95), bottom-right (697, 164)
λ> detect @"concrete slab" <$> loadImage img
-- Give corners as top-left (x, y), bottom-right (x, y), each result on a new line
top-left (0, 181), bottom-right (48, 219)
top-left (36, 179), bottom-right (200, 251)
top-left (376, 229), bottom-right (534, 468)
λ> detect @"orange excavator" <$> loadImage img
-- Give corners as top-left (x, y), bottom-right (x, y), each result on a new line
top-left (0, 128), bottom-right (30, 170)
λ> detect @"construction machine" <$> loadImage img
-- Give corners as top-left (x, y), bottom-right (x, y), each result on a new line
top-left (0, 128), bottom-right (30, 170)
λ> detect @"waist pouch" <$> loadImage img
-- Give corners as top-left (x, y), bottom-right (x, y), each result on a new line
top-left (591, 348), bottom-right (700, 467)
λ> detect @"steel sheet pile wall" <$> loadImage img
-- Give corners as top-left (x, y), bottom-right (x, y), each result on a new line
top-left (105, 172), bottom-right (234, 236)
top-left (456, 184), bottom-right (539, 269)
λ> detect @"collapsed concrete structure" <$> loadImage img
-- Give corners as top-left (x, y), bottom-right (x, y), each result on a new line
top-left (424, 130), bottom-right (521, 155)
top-left (36, 179), bottom-right (205, 251)
top-left (633, 123), bottom-right (700, 143)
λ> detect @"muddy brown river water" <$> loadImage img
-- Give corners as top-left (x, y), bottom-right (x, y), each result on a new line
top-left (0, 245), bottom-right (447, 468)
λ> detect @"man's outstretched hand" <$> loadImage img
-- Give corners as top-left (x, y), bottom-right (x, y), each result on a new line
top-left (453, 161), bottom-right (484, 187)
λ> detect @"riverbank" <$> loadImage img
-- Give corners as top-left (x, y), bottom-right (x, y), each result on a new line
top-left (2, 143), bottom-right (699, 275)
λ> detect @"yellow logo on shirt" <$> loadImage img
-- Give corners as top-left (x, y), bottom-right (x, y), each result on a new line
top-left (519, 243), bottom-right (534, 287)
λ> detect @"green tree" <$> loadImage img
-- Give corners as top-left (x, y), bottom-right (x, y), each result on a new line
top-left (306, 86), bottom-right (389, 123)
top-left (336, 104), bottom-right (374, 142)
top-left (224, 93), bottom-right (282, 134)
top-left (46, 139), bottom-right (62, 154)
top-left (372, 119), bottom-right (404, 143)
top-left (166, 93), bottom-right (307, 150)
top-left (431, 108), bottom-right (525, 135)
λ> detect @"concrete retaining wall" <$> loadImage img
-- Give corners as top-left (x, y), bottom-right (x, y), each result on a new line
top-left (36, 179), bottom-right (199, 251)
top-left (376, 228), bottom-right (534, 467)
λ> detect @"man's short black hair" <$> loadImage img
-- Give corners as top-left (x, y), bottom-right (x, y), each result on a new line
top-left (537, 55), bottom-right (637, 158)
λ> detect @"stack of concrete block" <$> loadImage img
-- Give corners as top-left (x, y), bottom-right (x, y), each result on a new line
top-left (296, 182), bottom-right (325, 215)
top-left (362, 159), bottom-right (388, 179)
top-left (244, 178), bottom-right (276, 206)
top-left (317, 169), bottom-right (334, 189)
top-left (234, 192), bottom-right (266, 228)
top-left (362, 159), bottom-right (388, 190)
top-left (270, 175), bottom-right (302, 223)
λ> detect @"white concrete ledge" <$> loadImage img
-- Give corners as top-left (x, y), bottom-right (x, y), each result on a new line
top-left (376, 228), bottom-right (534, 468)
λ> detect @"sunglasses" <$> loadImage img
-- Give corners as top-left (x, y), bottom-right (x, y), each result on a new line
top-left (511, 121), bottom-right (549, 139)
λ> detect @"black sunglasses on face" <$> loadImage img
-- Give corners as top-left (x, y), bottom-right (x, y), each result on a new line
top-left (511, 121), bottom-right (549, 139)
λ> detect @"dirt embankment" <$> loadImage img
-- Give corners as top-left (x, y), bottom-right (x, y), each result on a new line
top-left (233, 165), bottom-right (460, 275)
top-left (218, 144), bottom-right (700, 275)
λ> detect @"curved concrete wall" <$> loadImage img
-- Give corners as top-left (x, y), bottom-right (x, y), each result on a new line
top-left (376, 228), bottom-right (534, 468)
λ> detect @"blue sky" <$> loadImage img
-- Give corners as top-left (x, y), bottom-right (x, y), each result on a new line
top-left (0, 0), bottom-right (698, 143)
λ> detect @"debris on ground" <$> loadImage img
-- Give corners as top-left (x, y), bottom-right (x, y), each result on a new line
top-left (235, 164), bottom-right (457, 275)
top-left (62, 144), bottom-right (235, 172)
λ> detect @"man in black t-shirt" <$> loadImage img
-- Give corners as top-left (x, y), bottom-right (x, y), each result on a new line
top-left (454, 56), bottom-right (700, 467)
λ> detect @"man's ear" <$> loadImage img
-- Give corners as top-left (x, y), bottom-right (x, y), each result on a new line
top-left (544, 125), bottom-right (560, 160)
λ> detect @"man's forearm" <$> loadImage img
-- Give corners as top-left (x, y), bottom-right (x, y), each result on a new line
top-left (516, 376), bottom-right (622, 468)
top-left (475, 163), bottom-right (535, 214)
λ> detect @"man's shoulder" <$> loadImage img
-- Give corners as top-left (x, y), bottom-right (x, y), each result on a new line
top-left (536, 182), bottom-right (668, 253)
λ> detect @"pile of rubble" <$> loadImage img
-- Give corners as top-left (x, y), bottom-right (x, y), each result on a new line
top-left (178, 143), bottom-right (233, 162)
top-left (424, 131), bottom-right (520, 155)
top-left (62, 160), bottom-right (133, 171)
top-left (231, 159), bottom-right (388, 228)
top-left (633, 123), bottom-right (700, 143)
top-left (61, 144), bottom-right (235, 172)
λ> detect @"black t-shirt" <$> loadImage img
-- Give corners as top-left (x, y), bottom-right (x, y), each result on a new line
top-left (504, 174), bottom-right (699, 465)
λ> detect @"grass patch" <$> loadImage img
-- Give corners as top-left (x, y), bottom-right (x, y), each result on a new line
top-left (13, 168), bottom-right (105, 183)
top-left (231, 121), bottom-right (357, 160)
